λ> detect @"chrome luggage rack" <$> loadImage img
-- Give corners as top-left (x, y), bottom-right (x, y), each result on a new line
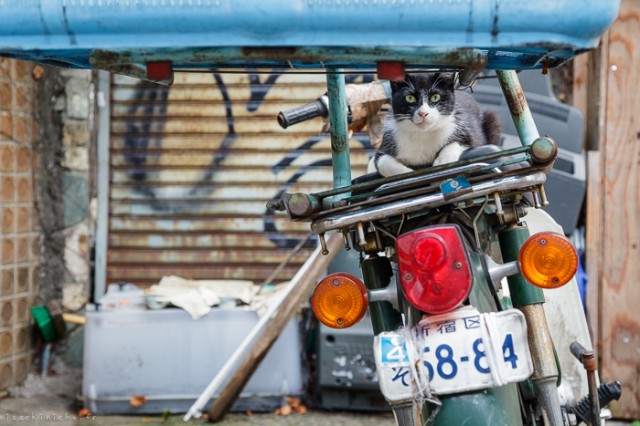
top-left (268, 137), bottom-right (557, 241)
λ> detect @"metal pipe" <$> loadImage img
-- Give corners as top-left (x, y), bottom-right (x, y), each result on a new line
top-left (361, 256), bottom-right (402, 334)
top-left (496, 70), bottom-right (541, 146)
top-left (499, 226), bottom-right (561, 424)
top-left (520, 305), bottom-right (560, 382)
top-left (368, 277), bottom-right (400, 312)
top-left (484, 256), bottom-right (520, 288)
top-left (570, 342), bottom-right (600, 426)
top-left (498, 226), bottom-right (546, 307)
top-left (184, 236), bottom-right (342, 421)
top-left (89, 46), bottom-right (488, 71)
top-left (311, 173), bottom-right (547, 234)
top-left (520, 304), bottom-right (563, 426)
top-left (313, 144), bottom-right (531, 199)
top-left (326, 68), bottom-right (351, 200)
top-left (94, 71), bottom-right (111, 303)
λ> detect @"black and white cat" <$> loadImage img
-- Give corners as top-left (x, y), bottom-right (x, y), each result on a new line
top-left (368, 73), bottom-right (500, 176)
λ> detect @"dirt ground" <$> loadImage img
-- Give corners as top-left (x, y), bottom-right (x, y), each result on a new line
top-left (0, 394), bottom-right (395, 426)
top-left (0, 372), bottom-right (631, 426)
top-left (0, 370), bottom-right (395, 426)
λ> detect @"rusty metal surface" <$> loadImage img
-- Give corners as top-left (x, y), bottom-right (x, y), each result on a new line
top-left (107, 71), bottom-right (375, 287)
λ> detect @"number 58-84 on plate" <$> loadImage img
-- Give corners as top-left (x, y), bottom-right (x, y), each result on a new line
top-left (374, 307), bottom-right (534, 402)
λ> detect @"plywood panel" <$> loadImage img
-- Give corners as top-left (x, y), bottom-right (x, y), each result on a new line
top-left (599, 0), bottom-right (640, 418)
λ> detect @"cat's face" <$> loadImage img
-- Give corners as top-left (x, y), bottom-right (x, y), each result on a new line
top-left (390, 73), bottom-right (455, 131)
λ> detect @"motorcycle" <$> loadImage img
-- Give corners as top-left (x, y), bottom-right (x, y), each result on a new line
top-left (0, 1), bottom-right (621, 423)
top-left (269, 70), bottom-right (621, 425)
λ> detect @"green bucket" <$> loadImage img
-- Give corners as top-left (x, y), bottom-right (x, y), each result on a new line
top-left (30, 305), bottom-right (56, 343)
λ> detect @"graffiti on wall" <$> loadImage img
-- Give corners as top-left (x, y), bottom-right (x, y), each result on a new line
top-left (109, 70), bottom-right (375, 284)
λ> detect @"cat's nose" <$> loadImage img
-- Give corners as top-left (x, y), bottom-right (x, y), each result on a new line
top-left (417, 110), bottom-right (429, 118)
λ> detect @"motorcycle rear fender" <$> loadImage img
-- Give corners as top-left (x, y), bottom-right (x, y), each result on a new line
top-left (428, 252), bottom-right (522, 425)
top-left (362, 248), bottom-right (524, 425)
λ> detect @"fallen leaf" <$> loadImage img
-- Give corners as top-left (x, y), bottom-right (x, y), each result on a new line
top-left (296, 405), bottom-right (308, 415)
top-left (78, 408), bottom-right (91, 417)
top-left (130, 395), bottom-right (147, 408)
top-left (279, 405), bottom-right (292, 416)
top-left (287, 397), bottom-right (301, 408)
top-left (245, 410), bottom-right (254, 417)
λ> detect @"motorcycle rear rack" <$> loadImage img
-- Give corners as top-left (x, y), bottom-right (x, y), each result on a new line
top-left (269, 137), bottom-right (556, 236)
top-left (310, 171), bottom-right (546, 235)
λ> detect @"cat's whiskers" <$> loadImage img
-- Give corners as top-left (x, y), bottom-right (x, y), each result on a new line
top-left (394, 119), bottom-right (432, 134)
top-left (401, 78), bottom-right (416, 92)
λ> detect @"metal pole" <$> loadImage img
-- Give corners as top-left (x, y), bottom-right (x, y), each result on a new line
top-left (94, 71), bottom-right (111, 302)
top-left (499, 227), bottom-right (563, 426)
top-left (184, 235), bottom-right (342, 422)
top-left (326, 68), bottom-right (351, 200)
top-left (496, 70), bottom-right (541, 146)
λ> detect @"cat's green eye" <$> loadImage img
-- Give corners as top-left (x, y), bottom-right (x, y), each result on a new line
top-left (405, 94), bottom-right (417, 104)
top-left (430, 94), bottom-right (441, 103)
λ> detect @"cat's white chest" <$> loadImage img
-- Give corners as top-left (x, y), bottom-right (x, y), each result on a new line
top-left (390, 117), bottom-right (456, 166)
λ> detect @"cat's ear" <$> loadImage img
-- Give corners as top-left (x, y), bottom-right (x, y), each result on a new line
top-left (389, 75), bottom-right (409, 93)
top-left (441, 72), bottom-right (456, 89)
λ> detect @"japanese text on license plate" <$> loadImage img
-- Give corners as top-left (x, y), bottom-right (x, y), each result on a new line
top-left (374, 308), bottom-right (533, 401)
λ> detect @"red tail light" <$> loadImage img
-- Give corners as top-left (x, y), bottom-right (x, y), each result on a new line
top-left (397, 225), bottom-right (472, 314)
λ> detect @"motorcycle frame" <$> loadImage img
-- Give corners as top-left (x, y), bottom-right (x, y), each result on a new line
top-left (324, 69), bottom-right (562, 425)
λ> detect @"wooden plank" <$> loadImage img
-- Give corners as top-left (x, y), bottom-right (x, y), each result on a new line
top-left (586, 30), bottom-right (610, 151)
top-left (585, 151), bottom-right (602, 356)
top-left (572, 53), bottom-right (589, 140)
top-left (205, 234), bottom-right (343, 423)
top-left (599, 0), bottom-right (640, 418)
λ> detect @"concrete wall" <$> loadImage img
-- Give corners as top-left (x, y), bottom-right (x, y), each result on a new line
top-left (32, 67), bottom-right (93, 372)
top-left (59, 70), bottom-right (93, 314)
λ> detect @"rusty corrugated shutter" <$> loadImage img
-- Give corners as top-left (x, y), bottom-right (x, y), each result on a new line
top-left (108, 71), bottom-right (374, 287)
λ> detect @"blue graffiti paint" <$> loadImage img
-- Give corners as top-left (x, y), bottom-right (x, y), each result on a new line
top-left (124, 80), bottom-right (170, 199)
top-left (247, 70), bottom-right (283, 112)
top-left (190, 71), bottom-right (238, 194)
top-left (119, 70), bottom-right (378, 252)
top-left (263, 135), bottom-right (375, 248)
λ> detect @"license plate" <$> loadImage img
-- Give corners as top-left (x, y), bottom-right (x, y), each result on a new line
top-left (374, 307), bottom-right (533, 402)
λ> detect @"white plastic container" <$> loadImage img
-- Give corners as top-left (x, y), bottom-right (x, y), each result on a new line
top-left (82, 306), bottom-right (302, 414)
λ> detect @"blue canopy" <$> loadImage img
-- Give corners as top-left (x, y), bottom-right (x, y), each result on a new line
top-left (0, 1), bottom-right (618, 76)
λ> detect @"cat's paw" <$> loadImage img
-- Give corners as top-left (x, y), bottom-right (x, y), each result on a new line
top-left (433, 143), bottom-right (466, 166)
top-left (433, 154), bottom-right (456, 167)
top-left (366, 157), bottom-right (378, 174)
top-left (376, 154), bottom-right (414, 177)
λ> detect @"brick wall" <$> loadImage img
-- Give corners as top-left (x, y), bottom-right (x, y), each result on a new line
top-left (0, 59), bottom-right (40, 392)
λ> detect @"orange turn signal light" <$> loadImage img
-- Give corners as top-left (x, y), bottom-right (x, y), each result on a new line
top-left (518, 232), bottom-right (578, 289)
top-left (310, 273), bottom-right (369, 329)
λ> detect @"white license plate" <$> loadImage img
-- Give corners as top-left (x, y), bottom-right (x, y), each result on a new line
top-left (374, 307), bottom-right (533, 402)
